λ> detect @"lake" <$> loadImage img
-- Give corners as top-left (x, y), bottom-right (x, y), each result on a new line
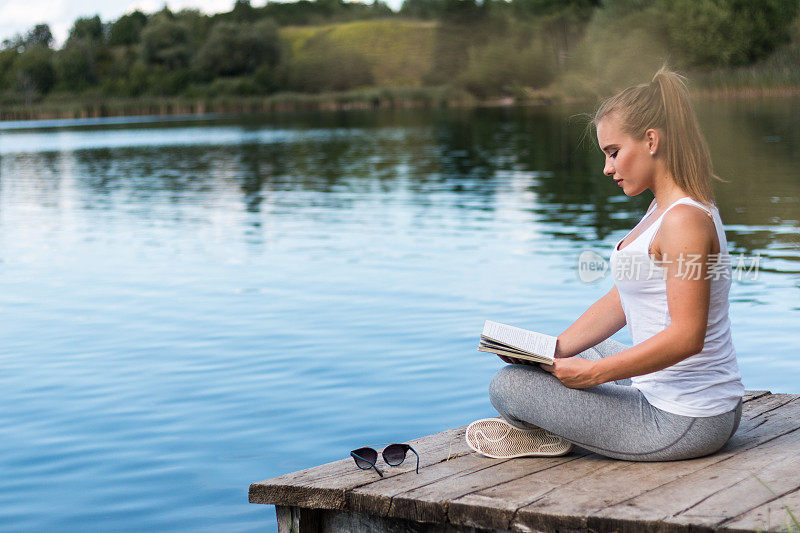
top-left (0, 101), bottom-right (798, 532)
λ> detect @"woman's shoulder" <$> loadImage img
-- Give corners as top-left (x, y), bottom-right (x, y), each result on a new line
top-left (662, 203), bottom-right (714, 226)
top-left (662, 196), bottom-right (717, 224)
top-left (659, 203), bottom-right (719, 251)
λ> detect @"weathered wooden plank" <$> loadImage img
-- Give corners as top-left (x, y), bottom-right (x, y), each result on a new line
top-left (448, 394), bottom-right (799, 533)
top-left (276, 505), bottom-right (324, 533)
top-left (719, 487), bottom-right (800, 532)
top-left (279, 506), bottom-right (518, 532)
top-left (350, 393), bottom-right (795, 529)
top-left (670, 446), bottom-right (800, 527)
top-left (597, 398), bottom-right (800, 529)
top-left (452, 447), bottom-right (719, 532)
top-left (447, 452), bottom-right (613, 531)
top-left (742, 390), bottom-right (770, 403)
top-left (250, 427), bottom-right (469, 509)
top-left (509, 394), bottom-right (800, 532)
top-left (382, 451), bottom-right (591, 524)
top-left (594, 422), bottom-right (800, 529)
top-left (324, 508), bottom-right (517, 532)
top-left (509, 458), bottom-right (722, 532)
top-left (253, 392), bottom-right (798, 533)
top-left (347, 451), bottom-right (513, 518)
top-left (738, 393), bottom-right (799, 419)
top-left (276, 505), bottom-right (292, 533)
top-left (346, 443), bottom-right (587, 521)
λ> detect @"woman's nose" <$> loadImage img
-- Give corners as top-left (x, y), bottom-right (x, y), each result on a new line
top-left (603, 159), bottom-right (615, 176)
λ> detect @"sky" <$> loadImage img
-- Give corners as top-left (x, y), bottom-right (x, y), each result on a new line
top-left (0, 0), bottom-right (401, 47)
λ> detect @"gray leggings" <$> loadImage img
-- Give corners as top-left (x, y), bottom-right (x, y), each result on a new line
top-left (489, 338), bottom-right (742, 461)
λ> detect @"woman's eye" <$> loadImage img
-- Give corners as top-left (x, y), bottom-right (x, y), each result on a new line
top-left (611, 150), bottom-right (619, 158)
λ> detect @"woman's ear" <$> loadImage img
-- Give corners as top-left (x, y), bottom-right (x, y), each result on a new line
top-left (645, 128), bottom-right (660, 156)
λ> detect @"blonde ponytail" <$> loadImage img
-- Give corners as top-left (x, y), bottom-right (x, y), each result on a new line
top-left (593, 66), bottom-right (717, 205)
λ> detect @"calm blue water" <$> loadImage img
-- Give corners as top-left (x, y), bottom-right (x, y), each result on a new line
top-left (0, 104), bottom-right (798, 531)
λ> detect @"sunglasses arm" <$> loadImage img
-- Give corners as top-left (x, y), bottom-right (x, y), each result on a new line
top-left (351, 451), bottom-right (384, 477)
top-left (408, 445), bottom-right (420, 474)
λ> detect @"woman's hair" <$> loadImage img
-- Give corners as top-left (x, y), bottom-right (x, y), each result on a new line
top-left (592, 66), bottom-right (717, 204)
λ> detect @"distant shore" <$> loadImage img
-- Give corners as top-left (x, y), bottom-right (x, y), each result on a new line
top-left (3, 85), bottom-right (800, 122)
top-left (0, 88), bottom-right (460, 121)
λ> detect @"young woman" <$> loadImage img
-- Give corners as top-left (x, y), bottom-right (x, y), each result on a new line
top-left (466, 67), bottom-right (745, 461)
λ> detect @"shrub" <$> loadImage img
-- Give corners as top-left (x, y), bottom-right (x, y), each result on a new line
top-left (108, 11), bottom-right (148, 46)
top-left (55, 41), bottom-right (97, 91)
top-left (205, 76), bottom-right (261, 96)
top-left (13, 45), bottom-right (56, 97)
top-left (457, 33), bottom-right (556, 98)
top-left (140, 16), bottom-right (192, 70)
top-left (659, 0), bottom-right (800, 67)
top-left (193, 19), bottom-right (281, 78)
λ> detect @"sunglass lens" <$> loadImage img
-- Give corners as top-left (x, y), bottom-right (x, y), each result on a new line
top-left (383, 444), bottom-right (407, 466)
top-left (351, 447), bottom-right (378, 470)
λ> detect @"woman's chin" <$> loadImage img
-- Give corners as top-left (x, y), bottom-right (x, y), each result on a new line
top-left (622, 184), bottom-right (646, 197)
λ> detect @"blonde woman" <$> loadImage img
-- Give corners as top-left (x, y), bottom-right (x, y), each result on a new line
top-left (466, 68), bottom-right (744, 461)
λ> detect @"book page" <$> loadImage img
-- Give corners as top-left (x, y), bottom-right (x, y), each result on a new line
top-left (477, 345), bottom-right (553, 364)
top-left (482, 320), bottom-right (557, 358)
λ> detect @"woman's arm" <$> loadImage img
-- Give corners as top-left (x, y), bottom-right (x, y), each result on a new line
top-left (553, 198), bottom-right (655, 359)
top-left (554, 286), bottom-right (627, 358)
top-left (498, 286), bottom-right (626, 366)
top-left (544, 205), bottom-right (716, 388)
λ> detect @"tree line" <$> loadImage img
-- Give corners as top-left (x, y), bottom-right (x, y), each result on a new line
top-left (1, 0), bottom-right (798, 106)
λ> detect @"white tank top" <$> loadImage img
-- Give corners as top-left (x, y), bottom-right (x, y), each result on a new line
top-left (609, 197), bottom-right (744, 417)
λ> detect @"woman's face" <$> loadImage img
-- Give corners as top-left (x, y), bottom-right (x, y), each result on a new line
top-left (595, 114), bottom-right (656, 197)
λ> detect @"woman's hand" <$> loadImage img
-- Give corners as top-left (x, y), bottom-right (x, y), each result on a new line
top-left (540, 357), bottom-right (602, 389)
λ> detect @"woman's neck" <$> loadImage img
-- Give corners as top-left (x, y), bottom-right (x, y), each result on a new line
top-left (651, 173), bottom-right (687, 209)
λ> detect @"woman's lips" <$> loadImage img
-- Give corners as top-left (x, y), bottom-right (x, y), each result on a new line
top-left (614, 178), bottom-right (623, 186)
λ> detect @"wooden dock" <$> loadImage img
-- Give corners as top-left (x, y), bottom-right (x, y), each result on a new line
top-left (250, 391), bottom-right (800, 532)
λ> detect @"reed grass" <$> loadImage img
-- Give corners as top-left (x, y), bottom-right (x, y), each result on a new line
top-left (688, 37), bottom-right (800, 98)
top-left (0, 86), bottom-right (476, 121)
top-left (753, 474), bottom-right (800, 532)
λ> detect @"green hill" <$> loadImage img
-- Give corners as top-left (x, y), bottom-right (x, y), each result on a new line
top-left (281, 19), bottom-right (437, 87)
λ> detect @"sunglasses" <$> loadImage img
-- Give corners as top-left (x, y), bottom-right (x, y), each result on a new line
top-left (349, 443), bottom-right (419, 477)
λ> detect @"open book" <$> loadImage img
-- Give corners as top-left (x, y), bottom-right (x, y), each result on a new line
top-left (478, 320), bottom-right (557, 365)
